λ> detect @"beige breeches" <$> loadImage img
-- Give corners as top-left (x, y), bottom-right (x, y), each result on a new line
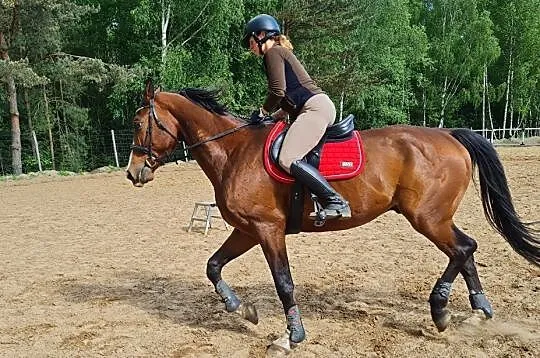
top-left (278, 93), bottom-right (336, 173)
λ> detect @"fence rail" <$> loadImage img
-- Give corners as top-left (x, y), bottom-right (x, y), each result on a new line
top-left (471, 127), bottom-right (540, 145)
top-left (1, 127), bottom-right (539, 176)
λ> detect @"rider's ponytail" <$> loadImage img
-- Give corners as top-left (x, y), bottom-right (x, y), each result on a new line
top-left (275, 35), bottom-right (294, 51)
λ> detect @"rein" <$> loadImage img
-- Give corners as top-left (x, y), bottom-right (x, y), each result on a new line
top-left (132, 97), bottom-right (253, 167)
top-left (184, 122), bottom-right (251, 151)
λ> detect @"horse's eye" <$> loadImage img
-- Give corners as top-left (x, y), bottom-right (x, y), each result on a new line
top-left (134, 122), bottom-right (143, 131)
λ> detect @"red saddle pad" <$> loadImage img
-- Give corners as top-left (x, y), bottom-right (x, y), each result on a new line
top-left (263, 121), bottom-right (366, 184)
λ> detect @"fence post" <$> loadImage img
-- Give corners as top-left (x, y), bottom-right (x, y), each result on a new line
top-left (111, 129), bottom-right (120, 167)
top-left (32, 130), bottom-right (42, 172)
top-left (182, 141), bottom-right (188, 161)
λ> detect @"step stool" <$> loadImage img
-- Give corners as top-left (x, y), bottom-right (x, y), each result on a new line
top-left (187, 201), bottom-right (230, 235)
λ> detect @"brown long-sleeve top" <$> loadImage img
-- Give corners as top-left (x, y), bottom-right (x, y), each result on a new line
top-left (262, 45), bottom-right (323, 118)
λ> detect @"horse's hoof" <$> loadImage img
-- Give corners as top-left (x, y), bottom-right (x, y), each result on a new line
top-left (469, 293), bottom-right (493, 319)
top-left (237, 302), bottom-right (259, 325)
top-left (433, 309), bottom-right (451, 332)
top-left (266, 331), bottom-right (294, 357)
top-left (266, 343), bottom-right (292, 357)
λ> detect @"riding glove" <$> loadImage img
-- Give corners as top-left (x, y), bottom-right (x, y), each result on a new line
top-left (249, 108), bottom-right (272, 124)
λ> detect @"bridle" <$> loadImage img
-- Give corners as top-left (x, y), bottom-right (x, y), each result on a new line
top-left (130, 98), bottom-right (178, 170)
top-left (131, 96), bottom-right (252, 170)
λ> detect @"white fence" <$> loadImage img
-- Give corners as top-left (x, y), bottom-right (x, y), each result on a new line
top-left (0, 129), bottom-right (191, 176)
top-left (471, 127), bottom-right (540, 146)
top-left (1, 127), bottom-right (539, 176)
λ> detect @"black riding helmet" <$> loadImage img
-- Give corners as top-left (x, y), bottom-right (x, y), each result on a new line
top-left (242, 14), bottom-right (281, 49)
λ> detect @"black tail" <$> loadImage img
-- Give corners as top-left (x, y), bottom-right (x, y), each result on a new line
top-left (450, 129), bottom-right (540, 266)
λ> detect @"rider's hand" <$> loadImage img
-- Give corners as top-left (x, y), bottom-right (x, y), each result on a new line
top-left (249, 109), bottom-right (264, 124)
top-left (249, 108), bottom-right (273, 124)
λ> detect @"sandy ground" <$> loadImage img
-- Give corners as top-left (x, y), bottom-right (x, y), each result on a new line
top-left (0, 146), bottom-right (539, 358)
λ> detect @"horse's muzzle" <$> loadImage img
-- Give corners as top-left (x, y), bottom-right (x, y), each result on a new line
top-left (126, 165), bottom-right (154, 187)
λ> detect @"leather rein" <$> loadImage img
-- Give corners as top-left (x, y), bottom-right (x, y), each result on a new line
top-left (131, 97), bottom-right (251, 169)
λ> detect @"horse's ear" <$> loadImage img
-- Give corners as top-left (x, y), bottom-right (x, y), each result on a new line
top-left (155, 85), bottom-right (162, 93)
top-left (143, 78), bottom-right (154, 104)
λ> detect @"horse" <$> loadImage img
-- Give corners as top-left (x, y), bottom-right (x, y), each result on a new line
top-left (126, 81), bottom-right (539, 354)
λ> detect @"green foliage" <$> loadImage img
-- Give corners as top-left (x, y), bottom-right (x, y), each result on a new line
top-left (1, 0), bottom-right (540, 174)
top-left (0, 58), bottom-right (48, 87)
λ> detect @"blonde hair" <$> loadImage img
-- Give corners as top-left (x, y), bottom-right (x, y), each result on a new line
top-left (275, 35), bottom-right (294, 51)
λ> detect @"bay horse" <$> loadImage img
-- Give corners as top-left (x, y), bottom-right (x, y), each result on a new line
top-left (126, 82), bottom-right (539, 353)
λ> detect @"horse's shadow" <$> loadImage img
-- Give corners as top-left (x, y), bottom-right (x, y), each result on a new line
top-left (57, 271), bottom-right (434, 338)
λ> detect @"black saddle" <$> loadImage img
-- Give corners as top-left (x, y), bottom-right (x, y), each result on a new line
top-left (270, 114), bottom-right (355, 166)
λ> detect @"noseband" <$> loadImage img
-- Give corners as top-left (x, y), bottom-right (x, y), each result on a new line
top-left (131, 97), bottom-right (252, 170)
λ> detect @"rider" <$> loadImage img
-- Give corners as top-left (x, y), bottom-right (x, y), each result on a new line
top-left (243, 14), bottom-right (351, 219)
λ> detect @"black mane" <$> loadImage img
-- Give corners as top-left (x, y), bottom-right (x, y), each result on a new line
top-left (179, 88), bottom-right (228, 115)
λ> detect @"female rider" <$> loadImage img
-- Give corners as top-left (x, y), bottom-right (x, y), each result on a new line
top-left (243, 14), bottom-right (351, 219)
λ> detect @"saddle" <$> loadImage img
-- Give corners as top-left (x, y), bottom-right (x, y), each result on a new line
top-left (263, 115), bottom-right (366, 233)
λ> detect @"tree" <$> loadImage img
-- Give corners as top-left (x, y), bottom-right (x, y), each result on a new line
top-left (280, 0), bottom-right (428, 128)
top-left (0, 0), bottom-right (91, 173)
top-left (421, 0), bottom-right (499, 128)
top-left (489, 0), bottom-right (540, 136)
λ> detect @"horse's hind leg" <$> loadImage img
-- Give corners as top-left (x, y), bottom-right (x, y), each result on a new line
top-left (206, 228), bottom-right (259, 324)
top-left (459, 239), bottom-right (493, 318)
top-left (407, 217), bottom-right (478, 331)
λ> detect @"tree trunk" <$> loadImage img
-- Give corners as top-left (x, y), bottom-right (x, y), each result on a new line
top-left (485, 69), bottom-right (495, 140)
top-left (43, 85), bottom-right (56, 170)
top-left (510, 101), bottom-right (514, 136)
top-left (161, 0), bottom-right (171, 63)
top-left (482, 64), bottom-right (487, 137)
top-left (439, 77), bottom-right (448, 128)
top-left (503, 42), bottom-right (513, 139)
top-left (509, 66), bottom-right (514, 136)
top-left (0, 32), bottom-right (22, 175)
top-left (339, 90), bottom-right (345, 121)
top-left (24, 89), bottom-right (37, 158)
top-left (422, 88), bottom-right (426, 127)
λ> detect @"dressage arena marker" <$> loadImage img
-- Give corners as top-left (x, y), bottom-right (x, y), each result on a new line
top-left (187, 201), bottom-right (230, 235)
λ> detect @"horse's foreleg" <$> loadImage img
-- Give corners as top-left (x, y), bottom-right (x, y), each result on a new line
top-left (428, 225), bottom-right (478, 331)
top-left (461, 254), bottom-right (493, 318)
top-left (259, 235), bottom-right (306, 348)
top-left (207, 228), bottom-right (259, 324)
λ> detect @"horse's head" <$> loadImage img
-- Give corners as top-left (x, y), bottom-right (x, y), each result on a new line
top-left (126, 80), bottom-right (181, 187)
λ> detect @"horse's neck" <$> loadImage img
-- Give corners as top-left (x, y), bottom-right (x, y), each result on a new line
top-left (168, 94), bottom-right (239, 185)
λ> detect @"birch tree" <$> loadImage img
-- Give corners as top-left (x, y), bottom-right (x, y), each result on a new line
top-left (489, 0), bottom-right (540, 135)
top-left (423, 0), bottom-right (498, 128)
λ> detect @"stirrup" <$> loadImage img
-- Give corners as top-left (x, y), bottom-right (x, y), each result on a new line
top-left (308, 196), bottom-right (351, 222)
top-left (309, 206), bottom-right (351, 220)
top-left (309, 195), bottom-right (326, 226)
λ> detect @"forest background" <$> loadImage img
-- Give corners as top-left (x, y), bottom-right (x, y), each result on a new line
top-left (1, 0), bottom-right (539, 174)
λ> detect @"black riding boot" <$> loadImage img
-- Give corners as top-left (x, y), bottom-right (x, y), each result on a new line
top-left (290, 160), bottom-right (351, 219)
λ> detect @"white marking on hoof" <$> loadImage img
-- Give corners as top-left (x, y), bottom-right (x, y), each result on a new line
top-left (266, 330), bottom-right (294, 357)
